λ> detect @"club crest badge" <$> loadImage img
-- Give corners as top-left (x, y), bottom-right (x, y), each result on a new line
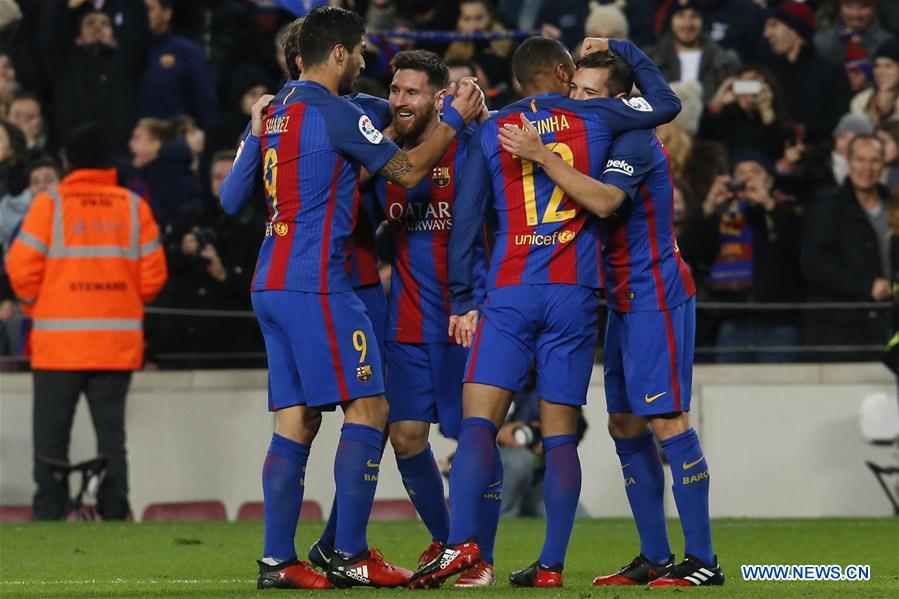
top-left (273, 222), bottom-right (289, 237)
top-left (432, 166), bottom-right (451, 188)
top-left (356, 364), bottom-right (373, 383)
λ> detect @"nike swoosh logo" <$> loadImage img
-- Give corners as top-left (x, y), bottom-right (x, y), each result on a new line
top-left (621, 463), bottom-right (631, 469)
top-left (366, 459), bottom-right (380, 468)
top-left (683, 457), bottom-right (704, 470)
top-left (488, 480), bottom-right (502, 488)
top-left (645, 391), bottom-right (667, 403)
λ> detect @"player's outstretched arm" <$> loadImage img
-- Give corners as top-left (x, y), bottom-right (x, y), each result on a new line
top-left (220, 94), bottom-right (274, 215)
top-left (377, 80), bottom-right (484, 188)
top-left (500, 114), bottom-right (626, 218)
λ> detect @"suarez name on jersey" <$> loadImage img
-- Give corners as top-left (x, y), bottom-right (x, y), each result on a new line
top-left (252, 81), bottom-right (399, 294)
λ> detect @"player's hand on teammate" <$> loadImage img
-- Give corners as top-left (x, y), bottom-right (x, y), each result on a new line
top-left (449, 310), bottom-right (479, 348)
top-left (581, 37), bottom-right (610, 56)
top-left (499, 113), bottom-right (549, 162)
top-left (448, 77), bottom-right (486, 125)
top-left (251, 94), bottom-right (276, 136)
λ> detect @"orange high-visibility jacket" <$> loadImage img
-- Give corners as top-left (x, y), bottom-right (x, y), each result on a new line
top-left (5, 169), bottom-right (168, 370)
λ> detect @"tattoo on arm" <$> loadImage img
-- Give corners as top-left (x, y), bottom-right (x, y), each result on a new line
top-left (378, 149), bottom-right (413, 185)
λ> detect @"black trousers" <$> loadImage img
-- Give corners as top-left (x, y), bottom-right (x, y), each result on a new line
top-left (32, 370), bottom-right (132, 520)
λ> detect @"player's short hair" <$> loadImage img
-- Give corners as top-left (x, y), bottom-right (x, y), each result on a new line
top-left (512, 36), bottom-right (571, 87)
top-left (280, 18), bottom-right (304, 80)
top-left (391, 50), bottom-right (449, 90)
top-left (296, 6), bottom-right (365, 70)
top-left (576, 51), bottom-right (635, 97)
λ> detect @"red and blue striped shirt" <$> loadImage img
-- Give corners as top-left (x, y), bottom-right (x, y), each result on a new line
top-left (251, 80), bottom-right (399, 293)
top-left (599, 129), bottom-right (695, 312)
top-left (374, 125), bottom-right (486, 343)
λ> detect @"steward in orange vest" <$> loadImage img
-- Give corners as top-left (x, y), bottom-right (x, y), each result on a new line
top-left (5, 123), bottom-right (167, 520)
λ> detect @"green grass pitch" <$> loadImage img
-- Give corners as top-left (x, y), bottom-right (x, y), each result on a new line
top-left (1, 518), bottom-right (897, 598)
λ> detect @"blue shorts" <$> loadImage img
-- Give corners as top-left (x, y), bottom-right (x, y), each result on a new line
top-left (252, 290), bottom-right (385, 411)
top-left (604, 296), bottom-right (695, 416)
top-left (354, 283), bottom-right (388, 372)
top-left (385, 342), bottom-right (465, 438)
top-left (464, 284), bottom-right (599, 406)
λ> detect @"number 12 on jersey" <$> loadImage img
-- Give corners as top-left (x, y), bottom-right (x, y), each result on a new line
top-left (518, 141), bottom-right (576, 226)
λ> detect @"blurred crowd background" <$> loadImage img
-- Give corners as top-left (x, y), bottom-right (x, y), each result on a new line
top-left (0, 0), bottom-right (897, 369)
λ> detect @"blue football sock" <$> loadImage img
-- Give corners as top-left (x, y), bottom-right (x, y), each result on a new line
top-left (320, 433), bottom-right (388, 550)
top-left (614, 431), bottom-right (671, 564)
top-left (262, 433), bottom-right (310, 561)
top-left (538, 434), bottom-right (580, 568)
top-left (318, 496), bottom-right (337, 549)
top-left (447, 417), bottom-right (498, 546)
top-left (397, 444), bottom-right (449, 542)
top-left (477, 444), bottom-right (503, 564)
top-left (334, 423), bottom-right (383, 558)
top-left (660, 429), bottom-right (715, 565)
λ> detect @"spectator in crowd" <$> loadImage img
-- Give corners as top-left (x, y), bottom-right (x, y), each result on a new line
top-left (680, 153), bottom-right (804, 362)
top-left (139, 0), bottom-right (219, 131)
top-left (149, 149), bottom-right (264, 368)
top-left (0, 118), bottom-right (25, 198)
top-left (584, 1), bottom-right (629, 41)
top-left (693, 0), bottom-right (765, 61)
top-left (699, 65), bottom-right (792, 162)
top-left (669, 80), bottom-right (704, 135)
top-left (203, 63), bottom-right (271, 172)
top-left (5, 123), bottom-right (167, 519)
top-left (122, 118), bottom-right (202, 227)
top-left (849, 38), bottom-right (899, 125)
top-left (802, 134), bottom-right (893, 360)
top-left (0, 48), bottom-right (20, 116)
top-left (658, 120), bottom-right (728, 204)
top-left (0, 156), bottom-right (60, 358)
top-left (875, 120), bottom-right (899, 192)
top-left (647, 0), bottom-right (740, 103)
top-left (815, 0), bottom-right (894, 92)
top-left (445, 0), bottom-right (513, 101)
top-left (7, 93), bottom-right (47, 157)
top-left (832, 113), bottom-right (875, 185)
top-left (763, 0), bottom-right (853, 143)
top-left (171, 115), bottom-right (205, 175)
top-left (39, 2), bottom-right (149, 152)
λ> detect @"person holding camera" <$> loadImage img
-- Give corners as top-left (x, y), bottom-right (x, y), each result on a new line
top-left (698, 65), bottom-right (792, 163)
top-left (680, 153), bottom-right (804, 362)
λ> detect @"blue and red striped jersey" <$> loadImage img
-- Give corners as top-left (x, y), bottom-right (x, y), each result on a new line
top-left (344, 94), bottom-right (390, 289)
top-left (448, 39), bottom-right (682, 314)
top-left (599, 129), bottom-right (696, 312)
top-left (374, 125), bottom-right (486, 343)
top-left (251, 80), bottom-right (399, 293)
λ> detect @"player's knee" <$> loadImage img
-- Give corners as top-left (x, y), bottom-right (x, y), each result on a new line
top-left (389, 430), bottom-right (428, 459)
top-left (649, 412), bottom-right (690, 441)
top-left (607, 413), bottom-right (648, 439)
top-left (344, 394), bottom-right (389, 430)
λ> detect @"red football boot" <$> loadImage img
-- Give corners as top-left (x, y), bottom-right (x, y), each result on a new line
top-left (648, 555), bottom-right (725, 587)
top-left (256, 559), bottom-right (334, 590)
top-left (418, 541), bottom-right (444, 569)
top-left (508, 562), bottom-right (563, 588)
top-left (592, 554), bottom-right (673, 586)
top-left (454, 559), bottom-right (495, 587)
top-left (327, 548), bottom-right (413, 588)
top-left (407, 541), bottom-right (481, 589)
